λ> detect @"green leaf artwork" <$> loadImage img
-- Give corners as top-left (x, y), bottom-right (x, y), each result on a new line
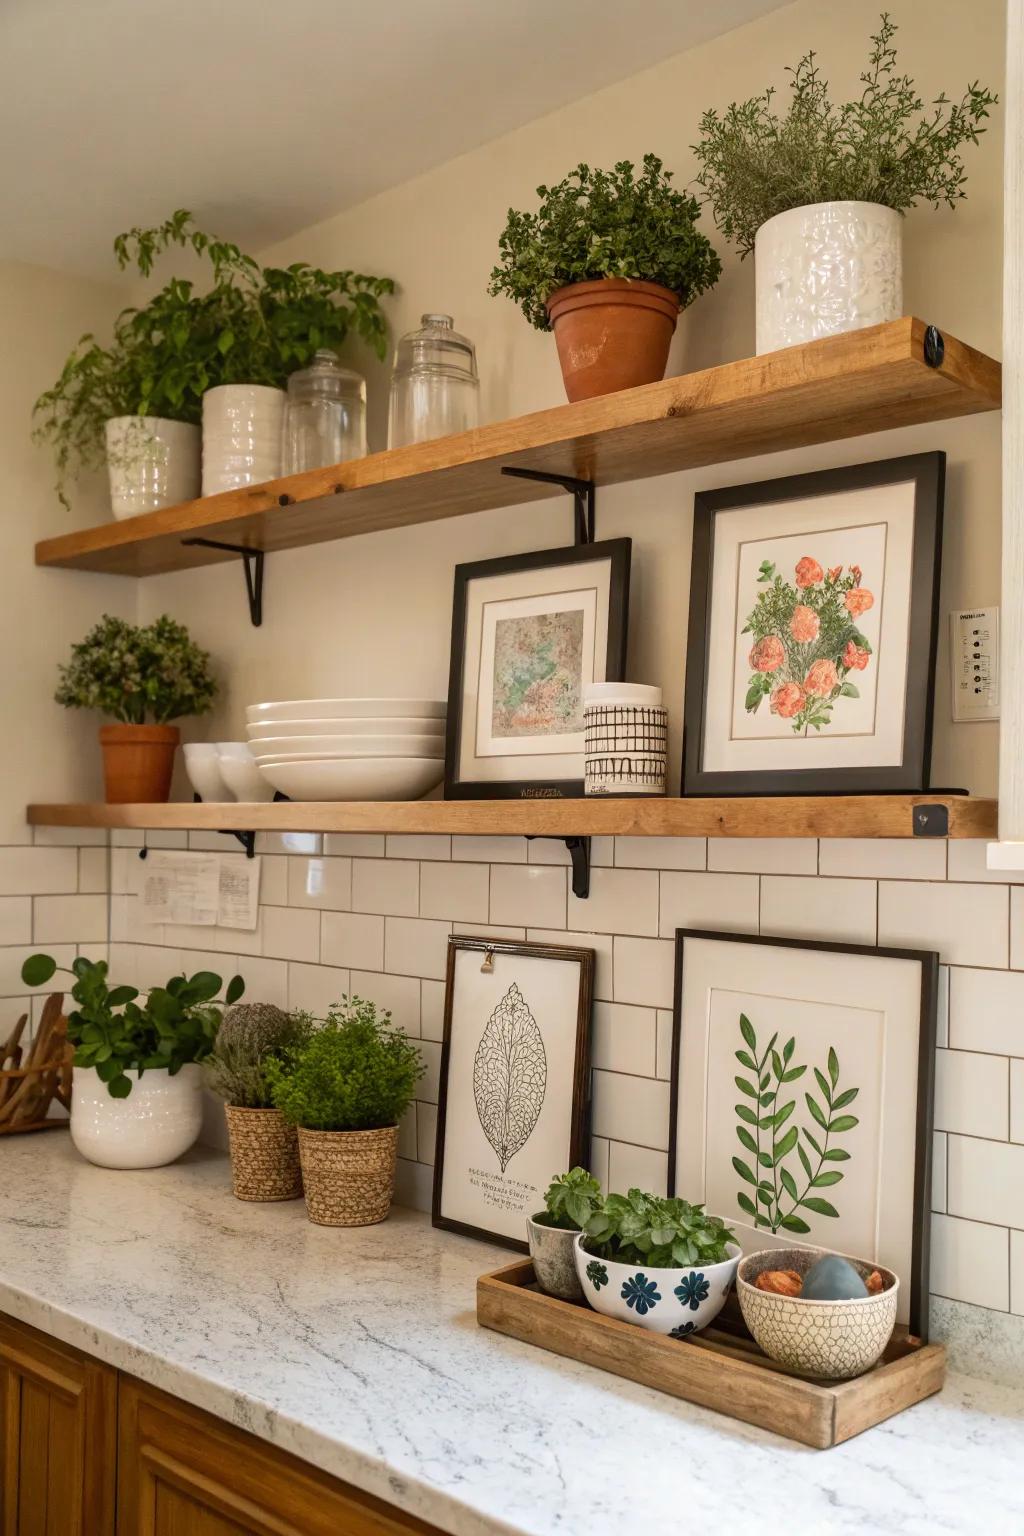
top-left (732, 1012), bottom-right (859, 1232)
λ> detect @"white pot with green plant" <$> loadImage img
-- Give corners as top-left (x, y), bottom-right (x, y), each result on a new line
top-left (267, 998), bottom-right (424, 1227)
top-left (55, 614), bottom-right (216, 804)
top-left (526, 1168), bottom-right (603, 1301)
top-left (204, 1002), bottom-right (314, 1202)
top-left (693, 15), bottom-right (997, 354)
top-left (21, 954), bottom-right (244, 1170)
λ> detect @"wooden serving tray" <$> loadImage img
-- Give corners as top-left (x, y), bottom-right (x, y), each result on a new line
top-left (477, 1260), bottom-right (945, 1449)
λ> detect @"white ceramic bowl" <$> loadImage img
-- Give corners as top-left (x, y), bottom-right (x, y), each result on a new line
top-left (251, 734), bottom-right (444, 761)
top-left (247, 699), bottom-right (447, 724)
top-left (574, 1232), bottom-right (742, 1338)
top-left (247, 716), bottom-right (444, 740)
top-left (217, 743), bottom-right (276, 802)
top-left (256, 757), bottom-right (444, 801)
top-left (182, 743), bottom-right (231, 803)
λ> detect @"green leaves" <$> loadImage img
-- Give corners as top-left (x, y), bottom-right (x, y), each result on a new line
top-left (581, 1186), bottom-right (737, 1268)
top-left (267, 999), bottom-right (424, 1132)
top-left (540, 1168), bottom-right (603, 1232)
top-left (54, 614), bottom-right (216, 725)
top-left (21, 954), bottom-right (58, 987)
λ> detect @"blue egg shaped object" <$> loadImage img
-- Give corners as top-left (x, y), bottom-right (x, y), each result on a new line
top-left (801, 1255), bottom-right (868, 1301)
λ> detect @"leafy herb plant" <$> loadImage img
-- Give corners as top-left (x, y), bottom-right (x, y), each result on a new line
top-left (693, 14), bottom-right (998, 257)
top-left (582, 1188), bottom-right (737, 1267)
top-left (267, 997), bottom-right (424, 1132)
top-left (204, 1003), bottom-right (315, 1109)
top-left (534, 1167), bottom-right (603, 1230)
top-left (21, 954), bottom-right (244, 1098)
top-left (488, 154), bottom-right (721, 330)
top-left (55, 613), bottom-right (216, 724)
top-left (732, 1012), bottom-right (859, 1234)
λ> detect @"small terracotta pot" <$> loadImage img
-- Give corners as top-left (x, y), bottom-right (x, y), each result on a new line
top-left (224, 1105), bottom-right (303, 1202)
top-left (546, 278), bottom-right (680, 402)
top-left (99, 724), bottom-right (179, 804)
top-left (296, 1124), bottom-right (398, 1227)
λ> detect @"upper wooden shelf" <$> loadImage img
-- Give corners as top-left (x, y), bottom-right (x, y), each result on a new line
top-left (27, 795), bottom-right (996, 840)
top-left (35, 318), bottom-right (1000, 578)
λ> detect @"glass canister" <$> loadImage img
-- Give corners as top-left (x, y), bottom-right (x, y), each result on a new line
top-left (387, 313), bottom-right (479, 449)
top-left (282, 349), bottom-right (367, 474)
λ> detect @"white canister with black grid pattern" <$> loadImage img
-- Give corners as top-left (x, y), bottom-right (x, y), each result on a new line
top-left (583, 683), bottom-right (667, 796)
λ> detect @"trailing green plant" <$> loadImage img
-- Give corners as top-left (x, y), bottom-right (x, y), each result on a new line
top-left (204, 1003), bottom-right (315, 1109)
top-left (33, 208), bottom-right (395, 505)
top-left (693, 14), bottom-right (998, 257)
top-left (267, 997), bottom-right (424, 1132)
top-left (20, 954), bottom-right (244, 1098)
top-left (582, 1188), bottom-right (737, 1267)
top-left (488, 154), bottom-right (721, 330)
top-left (534, 1167), bottom-right (603, 1230)
top-left (55, 613), bottom-right (216, 724)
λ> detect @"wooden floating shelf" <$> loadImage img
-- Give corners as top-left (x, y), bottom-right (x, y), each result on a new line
top-left (26, 795), bottom-right (997, 840)
top-left (35, 318), bottom-right (1000, 577)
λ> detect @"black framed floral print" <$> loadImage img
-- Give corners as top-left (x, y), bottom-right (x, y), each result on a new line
top-left (432, 936), bottom-right (593, 1250)
top-left (682, 453), bottom-right (944, 794)
top-left (669, 929), bottom-right (938, 1336)
top-left (445, 539), bottom-right (631, 798)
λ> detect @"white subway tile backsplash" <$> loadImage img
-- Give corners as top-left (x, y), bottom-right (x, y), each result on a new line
top-left (321, 911), bottom-right (385, 971)
top-left (0, 898), bottom-right (31, 946)
top-left (417, 1039), bottom-right (441, 1102)
top-left (33, 893), bottom-right (107, 945)
top-left (879, 881), bottom-right (1008, 968)
top-left (490, 864), bottom-right (565, 929)
top-left (1011, 1060), bottom-right (1024, 1145)
top-left (608, 1141), bottom-right (669, 1196)
top-left (0, 847), bottom-right (77, 895)
top-left (528, 928), bottom-right (613, 1002)
top-left (1013, 1231), bottom-right (1024, 1317)
top-left (323, 834), bottom-right (384, 858)
top-left (656, 1010), bottom-right (674, 1081)
top-left (530, 836), bottom-right (613, 867)
top-left (615, 837), bottom-right (706, 871)
top-left (1011, 888), bottom-right (1024, 970)
top-left (350, 970), bottom-right (421, 1036)
top-left (592, 1002), bottom-right (657, 1077)
top-left (454, 923), bottom-right (526, 943)
top-left (254, 833), bottom-right (322, 856)
top-left (569, 866), bottom-right (658, 938)
top-left (452, 836), bottom-right (527, 863)
top-left (78, 847), bottom-right (109, 894)
top-left (760, 875), bottom-right (876, 945)
top-left (398, 1103), bottom-right (417, 1161)
top-left (708, 838), bottom-right (818, 876)
top-left (352, 858), bottom-right (419, 917)
top-left (260, 906), bottom-right (320, 963)
top-left (947, 840), bottom-right (1024, 884)
top-left (384, 917), bottom-right (452, 980)
top-left (818, 838), bottom-right (947, 880)
top-left (592, 1070), bottom-right (670, 1150)
top-left (420, 979), bottom-right (445, 1041)
top-left (931, 1214), bottom-right (1009, 1310)
top-left (949, 968), bottom-right (1024, 1055)
top-left (33, 825), bottom-right (107, 847)
top-left (287, 856), bottom-right (351, 911)
top-left (287, 961), bottom-right (352, 1016)
top-left (613, 936), bottom-right (675, 1009)
top-left (235, 956), bottom-right (289, 1009)
top-left (386, 835), bottom-right (451, 861)
top-left (420, 861), bottom-right (490, 922)
top-left (948, 1136), bottom-right (1024, 1229)
top-left (416, 1101), bottom-right (437, 1165)
top-left (933, 1131), bottom-right (947, 1213)
top-left (589, 1135), bottom-right (610, 1189)
top-left (934, 1049), bottom-right (1008, 1139)
top-left (659, 871), bottom-right (759, 938)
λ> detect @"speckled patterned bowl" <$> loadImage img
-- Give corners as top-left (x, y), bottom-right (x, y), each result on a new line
top-left (574, 1233), bottom-right (741, 1337)
top-left (737, 1248), bottom-right (898, 1380)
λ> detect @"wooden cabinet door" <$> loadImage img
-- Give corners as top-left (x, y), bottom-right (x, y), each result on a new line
top-left (118, 1379), bottom-right (443, 1536)
top-left (0, 1313), bottom-right (117, 1536)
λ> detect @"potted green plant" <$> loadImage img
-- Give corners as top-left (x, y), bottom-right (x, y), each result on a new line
top-left (526, 1168), bottom-right (603, 1301)
top-left (20, 954), bottom-right (243, 1169)
top-left (55, 613), bottom-right (216, 803)
top-left (693, 14), bottom-right (997, 354)
top-left (266, 998), bottom-right (423, 1227)
top-left (205, 1003), bottom-right (314, 1202)
top-left (488, 154), bottom-right (720, 401)
top-left (573, 1187), bottom-right (740, 1337)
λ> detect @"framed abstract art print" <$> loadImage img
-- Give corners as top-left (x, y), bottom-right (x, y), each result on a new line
top-left (445, 539), bottom-right (631, 798)
top-left (669, 929), bottom-right (938, 1335)
top-left (432, 936), bottom-right (593, 1249)
top-left (682, 453), bottom-right (944, 795)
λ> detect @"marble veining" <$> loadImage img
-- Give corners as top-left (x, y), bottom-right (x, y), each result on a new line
top-left (3, 1138), bottom-right (1024, 1536)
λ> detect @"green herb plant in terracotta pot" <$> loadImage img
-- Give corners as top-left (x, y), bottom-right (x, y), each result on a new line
top-left (55, 613), bottom-right (216, 803)
top-left (205, 1003), bottom-right (314, 1203)
top-left (527, 1168), bottom-right (603, 1301)
top-left (488, 154), bottom-right (721, 401)
top-left (21, 954), bottom-right (243, 1170)
top-left (267, 998), bottom-right (424, 1228)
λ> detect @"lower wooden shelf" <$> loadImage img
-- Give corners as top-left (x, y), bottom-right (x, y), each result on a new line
top-left (26, 794), bottom-right (996, 839)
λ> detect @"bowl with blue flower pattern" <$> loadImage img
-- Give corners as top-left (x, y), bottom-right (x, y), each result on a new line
top-left (573, 1233), bottom-right (742, 1337)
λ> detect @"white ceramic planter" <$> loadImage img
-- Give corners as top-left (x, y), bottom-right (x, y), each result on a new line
top-left (202, 384), bottom-right (285, 496)
top-left (574, 1232), bottom-right (741, 1337)
top-left (104, 416), bottom-right (200, 518)
top-left (70, 1064), bottom-right (203, 1169)
top-left (755, 201), bottom-right (903, 355)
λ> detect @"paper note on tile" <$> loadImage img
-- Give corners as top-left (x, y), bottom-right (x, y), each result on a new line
top-left (217, 854), bottom-right (261, 931)
top-left (138, 851), bottom-right (261, 930)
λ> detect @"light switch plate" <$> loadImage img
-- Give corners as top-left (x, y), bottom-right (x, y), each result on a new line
top-left (950, 607), bottom-right (999, 721)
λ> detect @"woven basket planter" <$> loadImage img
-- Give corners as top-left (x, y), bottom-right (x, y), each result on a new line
top-left (297, 1124), bottom-right (398, 1227)
top-left (224, 1105), bottom-right (303, 1202)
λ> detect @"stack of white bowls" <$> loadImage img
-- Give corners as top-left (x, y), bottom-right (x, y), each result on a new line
top-left (246, 699), bottom-right (447, 801)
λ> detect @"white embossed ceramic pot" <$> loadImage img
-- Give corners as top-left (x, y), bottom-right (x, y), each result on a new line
top-left (104, 416), bottom-right (200, 518)
top-left (574, 1233), bottom-right (741, 1337)
top-left (754, 201), bottom-right (903, 355)
top-left (70, 1064), bottom-right (204, 1169)
top-left (201, 384), bottom-right (285, 496)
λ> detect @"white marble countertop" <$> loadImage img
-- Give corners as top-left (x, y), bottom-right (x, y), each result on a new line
top-left (3, 1137), bottom-right (1024, 1536)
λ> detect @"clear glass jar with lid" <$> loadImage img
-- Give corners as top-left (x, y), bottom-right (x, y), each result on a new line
top-left (282, 348), bottom-right (366, 475)
top-left (387, 313), bottom-right (479, 449)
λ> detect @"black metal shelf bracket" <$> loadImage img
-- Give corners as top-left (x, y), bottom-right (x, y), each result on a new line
top-left (500, 467), bottom-right (596, 545)
top-left (180, 538), bottom-right (265, 626)
top-left (912, 803), bottom-right (949, 838)
top-left (138, 794), bottom-right (257, 860)
top-left (525, 834), bottom-right (591, 898)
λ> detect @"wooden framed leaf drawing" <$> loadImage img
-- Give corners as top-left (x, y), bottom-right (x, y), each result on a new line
top-left (432, 936), bottom-right (593, 1250)
top-left (669, 929), bottom-right (937, 1336)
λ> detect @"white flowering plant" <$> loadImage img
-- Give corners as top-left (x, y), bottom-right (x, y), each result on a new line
top-left (55, 614), bottom-right (216, 725)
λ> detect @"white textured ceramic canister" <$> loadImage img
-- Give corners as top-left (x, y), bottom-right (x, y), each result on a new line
top-left (105, 416), bottom-right (200, 518)
top-left (754, 200), bottom-right (903, 355)
top-left (201, 384), bottom-right (285, 495)
top-left (584, 682), bottom-right (668, 796)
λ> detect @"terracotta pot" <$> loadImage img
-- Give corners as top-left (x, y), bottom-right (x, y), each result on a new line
top-left (296, 1124), bottom-right (398, 1227)
top-left (545, 278), bottom-right (680, 402)
top-left (99, 724), bottom-right (179, 804)
top-left (224, 1105), bottom-right (303, 1202)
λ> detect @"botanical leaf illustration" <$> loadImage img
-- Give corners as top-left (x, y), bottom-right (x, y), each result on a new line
top-left (473, 983), bottom-right (547, 1173)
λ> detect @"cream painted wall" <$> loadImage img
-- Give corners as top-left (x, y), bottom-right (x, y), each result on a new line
top-left (2, 261), bottom-right (136, 841)
top-left (131, 0), bottom-right (1003, 793)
